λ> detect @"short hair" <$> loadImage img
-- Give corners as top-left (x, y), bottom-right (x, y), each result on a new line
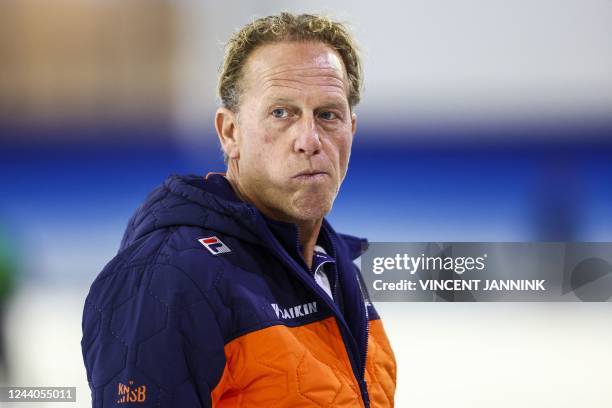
top-left (218, 12), bottom-right (363, 113)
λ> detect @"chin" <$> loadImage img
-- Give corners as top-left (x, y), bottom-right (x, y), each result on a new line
top-left (290, 194), bottom-right (334, 221)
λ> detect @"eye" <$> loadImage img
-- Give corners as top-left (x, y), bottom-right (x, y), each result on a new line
top-left (271, 108), bottom-right (289, 118)
top-left (318, 111), bottom-right (338, 121)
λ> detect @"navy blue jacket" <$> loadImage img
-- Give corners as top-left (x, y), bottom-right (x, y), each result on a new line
top-left (81, 174), bottom-right (395, 407)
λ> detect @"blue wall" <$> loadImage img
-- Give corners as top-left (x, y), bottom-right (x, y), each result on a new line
top-left (1, 120), bottom-right (611, 283)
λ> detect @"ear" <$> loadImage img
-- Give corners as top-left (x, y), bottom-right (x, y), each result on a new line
top-left (215, 107), bottom-right (240, 160)
top-left (351, 112), bottom-right (357, 136)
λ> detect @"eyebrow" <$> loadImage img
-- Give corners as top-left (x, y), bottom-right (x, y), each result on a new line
top-left (264, 97), bottom-right (348, 110)
top-left (266, 97), bottom-right (295, 105)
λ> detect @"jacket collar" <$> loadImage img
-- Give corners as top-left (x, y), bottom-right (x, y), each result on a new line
top-left (202, 173), bottom-right (368, 260)
top-left (122, 173), bottom-right (368, 261)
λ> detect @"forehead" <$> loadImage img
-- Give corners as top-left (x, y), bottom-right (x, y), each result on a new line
top-left (241, 41), bottom-right (349, 101)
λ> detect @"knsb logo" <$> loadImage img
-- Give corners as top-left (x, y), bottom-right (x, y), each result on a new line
top-left (198, 236), bottom-right (231, 255)
top-left (117, 380), bottom-right (146, 403)
top-left (271, 301), bottom-right (318, 320)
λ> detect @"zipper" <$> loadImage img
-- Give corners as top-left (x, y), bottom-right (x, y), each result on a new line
top-left (326, 228), bottom-right (371, 408)
top-left (357, 302), bottom-right (370, 408)
top-left (352, 245), bottom-right (371, 401)
top-left (256, 214), bottom-right (370, 407)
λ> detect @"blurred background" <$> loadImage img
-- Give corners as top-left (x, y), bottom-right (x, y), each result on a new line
top-left (0, 0), bottom-right (611, 406)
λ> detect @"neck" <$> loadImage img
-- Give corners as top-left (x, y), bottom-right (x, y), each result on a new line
top-left (296, 219), bottom-right (322, 270)
top-left (225, 166), bottom-right (322, 270)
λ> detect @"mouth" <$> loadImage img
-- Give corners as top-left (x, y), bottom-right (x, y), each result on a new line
top-left (292, 170), bottom-right (329, 181)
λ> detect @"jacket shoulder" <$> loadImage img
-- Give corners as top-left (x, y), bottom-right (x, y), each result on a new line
top-left (82, 227), bottom-right (227, 405)
top-left (85, 226), bottom-right (229, 312)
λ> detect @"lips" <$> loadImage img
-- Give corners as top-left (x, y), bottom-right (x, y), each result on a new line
top-left (291, 170), bottom-right (329, 182)
top-left (292, 170), bottom-right (328, 178)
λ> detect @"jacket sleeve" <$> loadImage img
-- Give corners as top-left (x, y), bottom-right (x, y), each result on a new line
top-left (81, 262), bottom-right (227, 407)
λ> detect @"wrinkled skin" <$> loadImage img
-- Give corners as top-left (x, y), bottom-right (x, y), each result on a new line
top-left (216, 41), bottom-right (357, 267)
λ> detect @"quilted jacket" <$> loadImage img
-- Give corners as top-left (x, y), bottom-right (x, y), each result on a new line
top-left (81, 173), bottom-right (396, 407)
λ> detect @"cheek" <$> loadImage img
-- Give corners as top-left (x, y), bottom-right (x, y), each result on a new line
top-left (333, 132), bottom-right (353, 170)
top-left (240, 127), bottom-right (270, 162)
top-left (341, 134), bottom-right (353, 160)
top-left (252, 122), bottom-right (285, 155)
top-left (241, 131), bottom-right (285, 178)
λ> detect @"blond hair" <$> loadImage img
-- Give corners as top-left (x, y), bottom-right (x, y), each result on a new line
top-left (218, 12), bottom-right (362, 112)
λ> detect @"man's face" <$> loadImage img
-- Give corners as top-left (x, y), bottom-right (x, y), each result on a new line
top-left (227, 41), bottom-right (356, 223)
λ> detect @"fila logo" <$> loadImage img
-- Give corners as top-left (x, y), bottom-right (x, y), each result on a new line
top-left (198, 236), bottom-right (231, 255)
top-left (117, 380), bottom-right (146, 403)
top-left (271, 301), bottom-right (318, 320)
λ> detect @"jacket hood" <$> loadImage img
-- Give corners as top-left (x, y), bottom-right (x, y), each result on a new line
top-left (120, 174), bottom-right (368, 260)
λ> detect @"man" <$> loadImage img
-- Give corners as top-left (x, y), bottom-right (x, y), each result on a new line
top-left (82, 12), bottom-right (396, 407)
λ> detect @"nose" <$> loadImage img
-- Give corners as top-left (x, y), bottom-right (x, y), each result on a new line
top-left (293, 114), bottom-right (322, 156)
